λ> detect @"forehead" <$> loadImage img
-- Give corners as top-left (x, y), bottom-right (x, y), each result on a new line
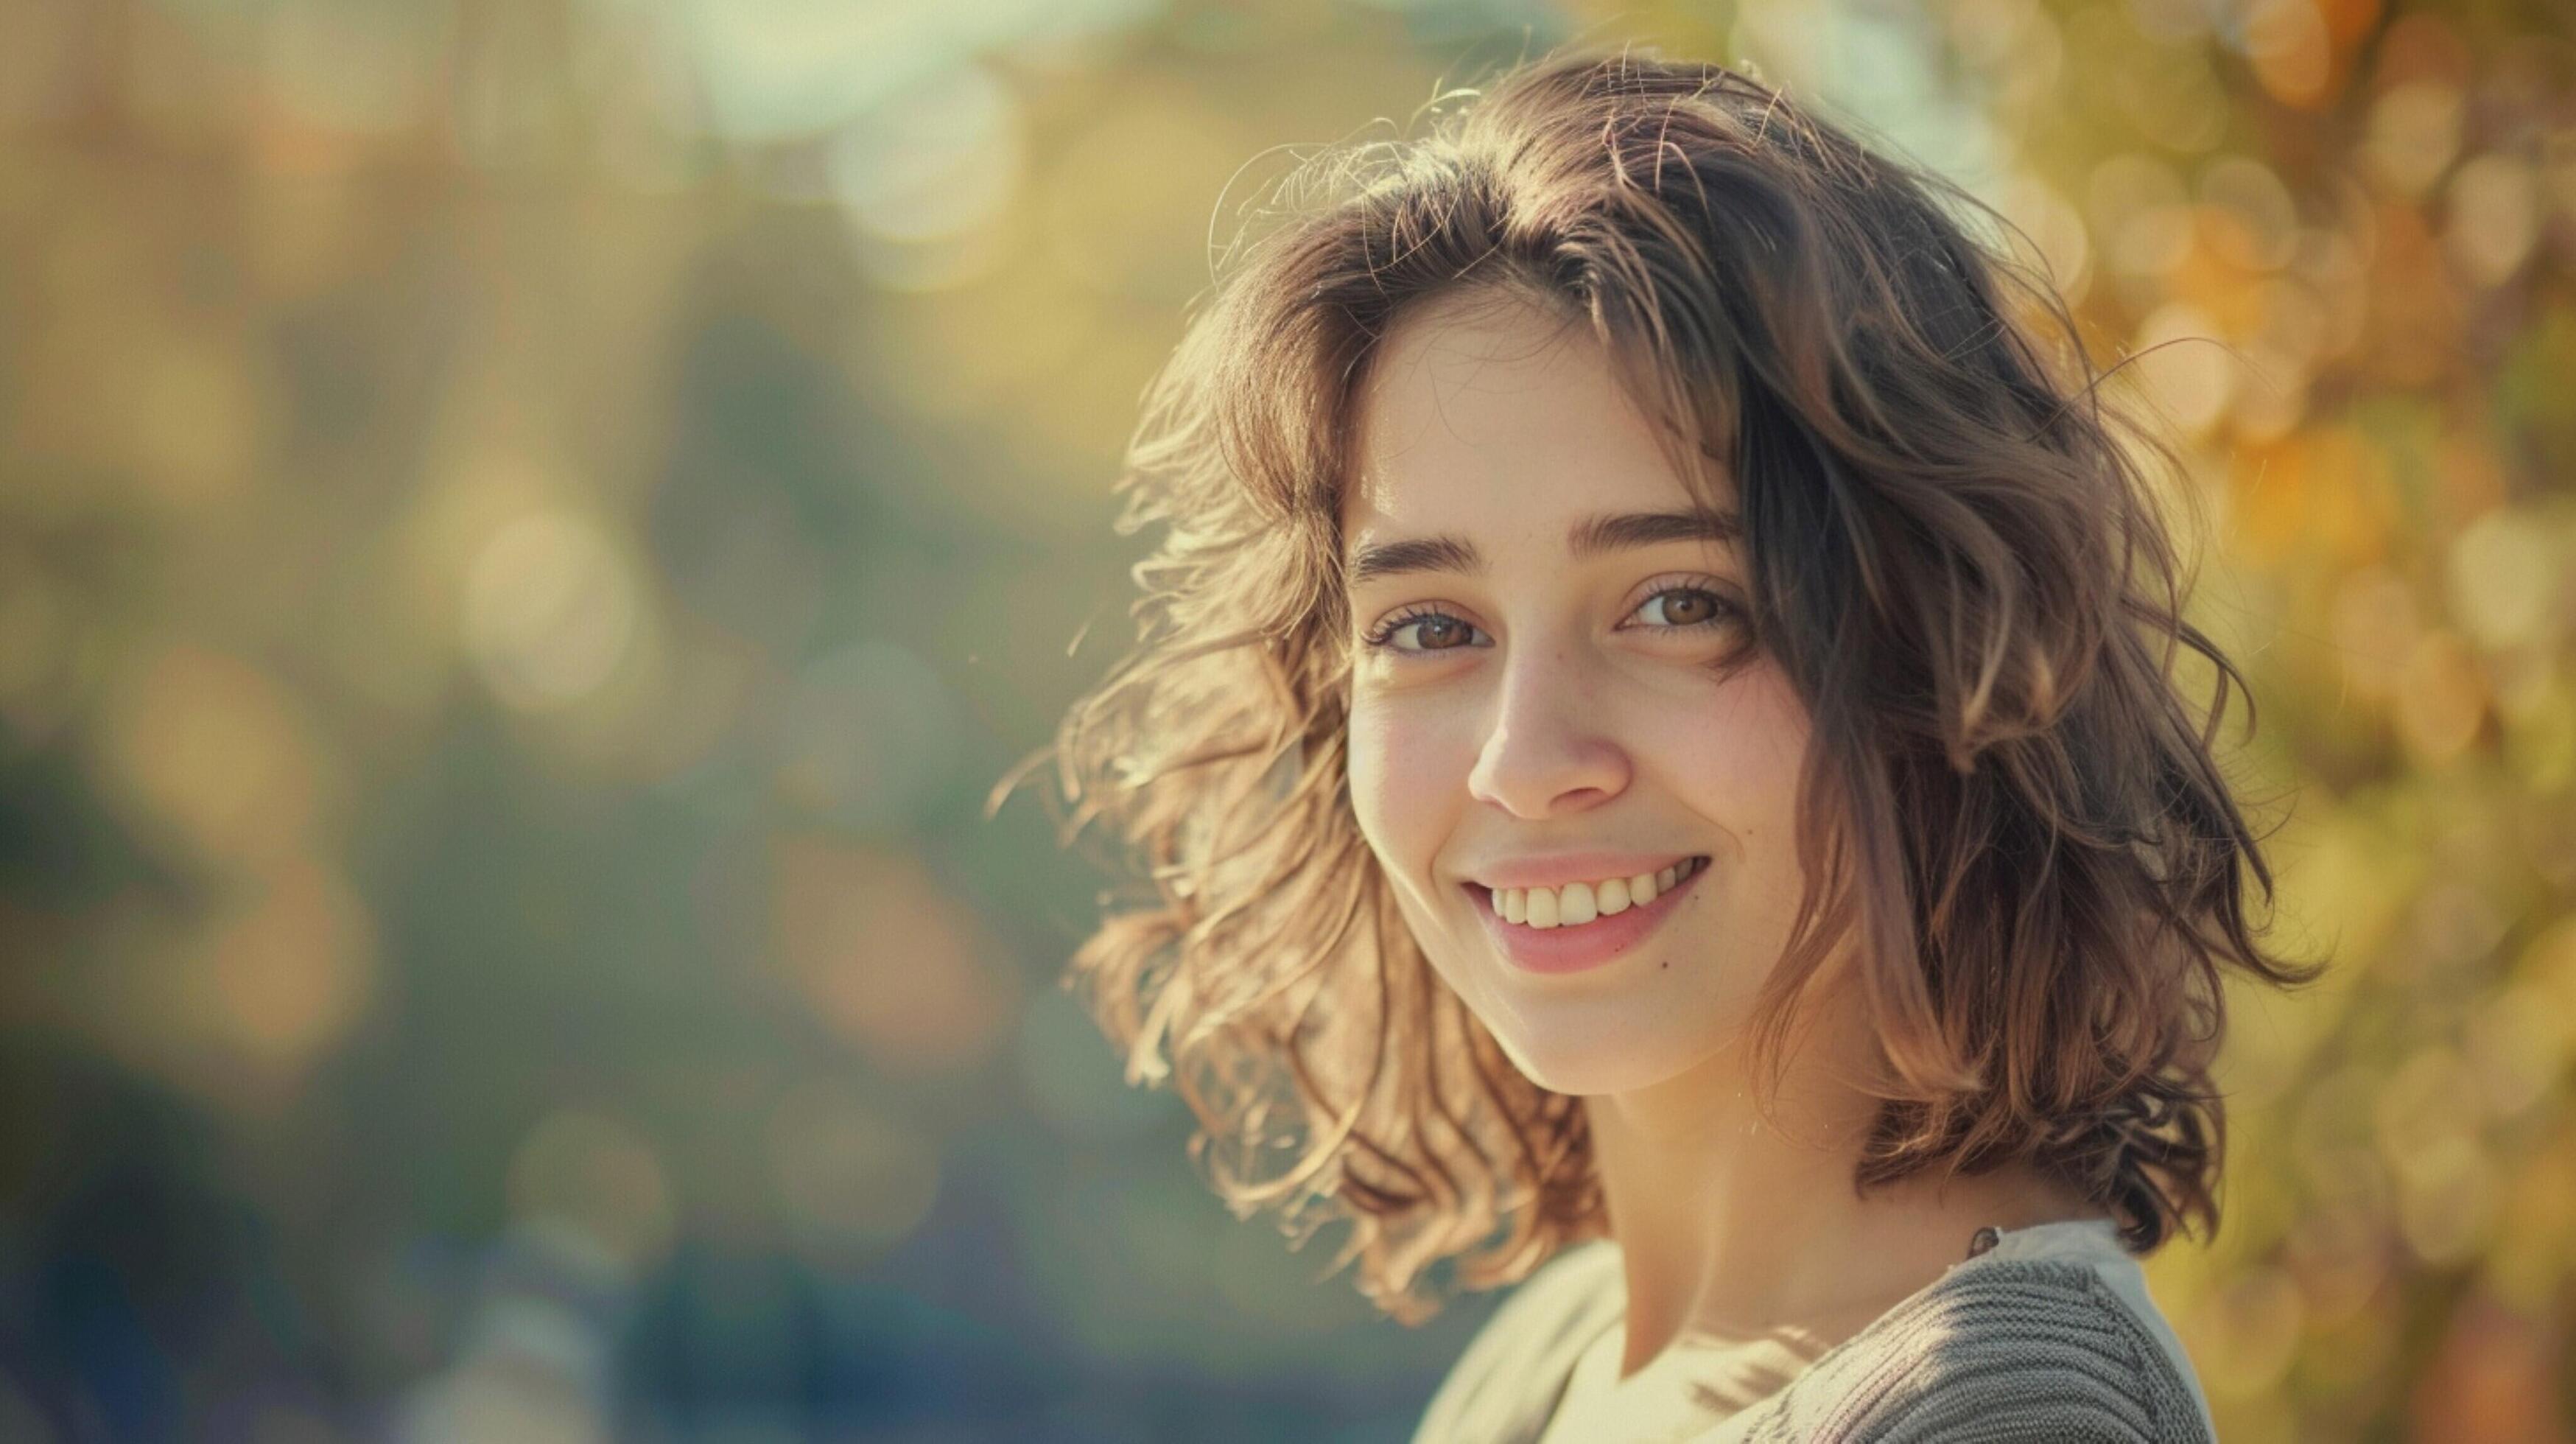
top-left (1341, 289), bottom-right (1721, 537)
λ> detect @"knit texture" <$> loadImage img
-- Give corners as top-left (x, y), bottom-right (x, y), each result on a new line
top-left (1411, 1223), bottom-right (2219, 1443)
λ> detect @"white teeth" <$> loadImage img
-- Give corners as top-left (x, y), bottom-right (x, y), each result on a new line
top-left (1493, 858), bottom-right (1700, 930)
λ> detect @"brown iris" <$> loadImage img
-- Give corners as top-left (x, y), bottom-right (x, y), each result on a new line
top-left (1412, 617), bottom-right (1473, 650)
top-left (1656, 589), bottom-right (1720, 627)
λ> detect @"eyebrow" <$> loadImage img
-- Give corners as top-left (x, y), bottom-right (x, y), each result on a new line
top-left (1344, 508), bottom-right (1741, 587)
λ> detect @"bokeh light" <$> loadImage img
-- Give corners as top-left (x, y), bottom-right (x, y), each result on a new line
top-left (462, 510), bottom-right (643, 712)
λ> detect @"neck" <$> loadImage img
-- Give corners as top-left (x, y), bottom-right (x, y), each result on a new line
top-left (1579, 982), bottom-right (2105, 1381)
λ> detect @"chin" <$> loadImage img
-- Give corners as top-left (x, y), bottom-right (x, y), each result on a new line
top-left (1480, 1008), bottom-right (1711, 1098)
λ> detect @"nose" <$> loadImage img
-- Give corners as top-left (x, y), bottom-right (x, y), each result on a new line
top-left (1465, 642), bottom-right (1631, 819)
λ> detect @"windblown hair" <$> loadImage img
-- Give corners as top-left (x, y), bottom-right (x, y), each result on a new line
top-left (1019, 46), bottom-right (2324, 1324)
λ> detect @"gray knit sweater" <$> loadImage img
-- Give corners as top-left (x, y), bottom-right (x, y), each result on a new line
top-left (1409, 1219), bottom-right (2219, 1442)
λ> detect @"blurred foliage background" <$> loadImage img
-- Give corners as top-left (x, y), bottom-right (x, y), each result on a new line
top-left (0, 0), bottom-right (2571, 1440)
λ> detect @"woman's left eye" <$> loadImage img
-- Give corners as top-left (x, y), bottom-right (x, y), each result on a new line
top-left (1628, 585), bottom-right (1736, 631)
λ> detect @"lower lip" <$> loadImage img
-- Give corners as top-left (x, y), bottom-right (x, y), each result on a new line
top-left (1466, 860), bottom-right (1708, 975)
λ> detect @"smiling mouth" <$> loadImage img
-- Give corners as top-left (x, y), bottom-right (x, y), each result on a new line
top-left (1477, 855), bottom-right (1710, 930)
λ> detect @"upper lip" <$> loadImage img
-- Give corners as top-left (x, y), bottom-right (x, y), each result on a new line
top-left (1464, 852), bottom-right (1705, 891)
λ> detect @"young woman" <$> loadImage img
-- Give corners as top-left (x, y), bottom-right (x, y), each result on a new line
top-left (1036, 46), bottom-right (2319, 1441)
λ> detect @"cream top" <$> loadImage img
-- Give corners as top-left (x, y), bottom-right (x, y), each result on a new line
top-left (1414, 1218), bottom-right (2219, 1443)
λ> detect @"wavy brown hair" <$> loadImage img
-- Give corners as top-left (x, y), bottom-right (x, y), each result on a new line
top-left (1008, 46), bottom-right (2326, 1325)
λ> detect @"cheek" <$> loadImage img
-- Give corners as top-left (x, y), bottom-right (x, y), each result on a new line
top-left (1658, 667), bottom-right (1814, 841)
top-left (1343, 697), bottom-right (1464, 868)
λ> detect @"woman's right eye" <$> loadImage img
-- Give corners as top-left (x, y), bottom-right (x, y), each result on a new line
top-left (1362, 608), bottom-right (1489, 656)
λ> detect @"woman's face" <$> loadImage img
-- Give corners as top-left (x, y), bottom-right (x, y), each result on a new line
top-left (1338, 289), bottom-right (1822, 1096)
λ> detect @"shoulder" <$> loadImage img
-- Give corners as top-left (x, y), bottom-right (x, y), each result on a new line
top-left (1411, 1238), bottom-right (1624, 1444)
top-left (1753, 1258), bottom-right (2217, 1444)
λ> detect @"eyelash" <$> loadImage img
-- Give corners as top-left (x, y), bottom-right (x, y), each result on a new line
top-left (1359, 581), bottom-right (1740, 657)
